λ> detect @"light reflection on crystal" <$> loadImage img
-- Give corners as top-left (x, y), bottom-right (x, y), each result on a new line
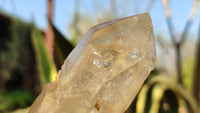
top-left (93, 51), bottom-right (102, 57)
top-left (93, 59), bottom-right (101, 67)
top-left (112, 83), bottom-right (116, 87)
top-left (102, 61), bottom-right (110, 67)
top-left (93, 59), bottom-right (111, 68)
top-left (127, 49), bottom-right (140, 59)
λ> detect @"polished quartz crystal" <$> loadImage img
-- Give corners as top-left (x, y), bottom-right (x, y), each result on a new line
top-left (29, 13), bottom-right (156, 113)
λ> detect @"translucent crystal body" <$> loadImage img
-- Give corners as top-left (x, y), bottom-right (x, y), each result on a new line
top-left (29, 13), bottom-right (156, 113)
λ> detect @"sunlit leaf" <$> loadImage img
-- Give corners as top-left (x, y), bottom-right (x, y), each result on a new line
top-left (31, 26), bottom-right (57, 88)
top-left (136, 85), bottom-right (149, 113)
top-left (149, 85), bottom-right (166, 113)
top-left (182, 57), bottom-right (195, 92)
top-left (148, 76), bottom-right (198, 113)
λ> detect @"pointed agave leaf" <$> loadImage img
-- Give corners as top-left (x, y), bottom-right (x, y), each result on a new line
top-left (51, 23), bottom-right (74, 64)
top-left (136, 85), bottom-right (149, 113)
top-left (149, 85), bottom-right (167, 113)
top-left (31, 26), bottom-right (57, 88)
top-left (147, 76), bottom-right (198, 113)
top-left (136, 75), bottom-right (195, 113)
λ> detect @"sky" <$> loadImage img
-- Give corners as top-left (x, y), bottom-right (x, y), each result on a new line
top-left (0, 0), bottom-right (200, 40)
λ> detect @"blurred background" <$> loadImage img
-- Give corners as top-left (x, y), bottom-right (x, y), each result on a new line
top-left (0, 0), bottom-right (199, 113)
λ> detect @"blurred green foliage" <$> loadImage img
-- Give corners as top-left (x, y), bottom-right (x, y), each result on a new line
top-left (0, 90), bottom-right (34, 112)
top-left (0, 13), bottom-right (33, 86)
top-left (0, 11), bottom-right (74, 112)
top-left (0, 12), bottom-right (37, 112)
top-left (182, 57), bottom-right (195, 92)
top-left (126, 71), bottom-right (198, 113)
top-left (31, 25), bottom-right (57, 88)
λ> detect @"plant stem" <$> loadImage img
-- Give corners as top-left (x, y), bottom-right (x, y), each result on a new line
top-left (176, 44), bottom-right (183, 85)
top-left (193, 19), bottom-right (200, 104)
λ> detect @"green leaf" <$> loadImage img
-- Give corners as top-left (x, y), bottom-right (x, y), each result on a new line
top-left (182, 57), bottom-right (195, 92)
top-left (51, 23), bottom-right (74, 64)
top-left (136, 75), bottom-right (198, 113)
top-left (149, 85), bottom-right (167, 113)
top-left (31, 26), bottom-right (57, 88)
top-left (136, 85), bottom-right (149, 113)
top-left (0, 90), bottom-right (34, 112)
top-left (148, 76), bottom-right (198, 113)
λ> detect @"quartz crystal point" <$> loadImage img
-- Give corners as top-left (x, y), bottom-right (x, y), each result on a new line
top-left (29, 13), bottom-right (156, 113)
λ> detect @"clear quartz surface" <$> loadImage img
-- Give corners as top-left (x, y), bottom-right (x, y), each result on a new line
top-left (29, 13), bottom-right (156, 113)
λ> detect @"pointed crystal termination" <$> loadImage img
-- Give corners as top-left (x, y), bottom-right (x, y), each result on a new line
top-left (29, 13), bottom-right (156, 113)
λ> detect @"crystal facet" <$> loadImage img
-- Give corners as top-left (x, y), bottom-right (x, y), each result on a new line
top-left (29, 13), bottom-right (156, 113)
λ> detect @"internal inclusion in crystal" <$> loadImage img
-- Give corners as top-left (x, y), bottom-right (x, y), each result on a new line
top-left (93, 59), bottom-right (111, 68)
